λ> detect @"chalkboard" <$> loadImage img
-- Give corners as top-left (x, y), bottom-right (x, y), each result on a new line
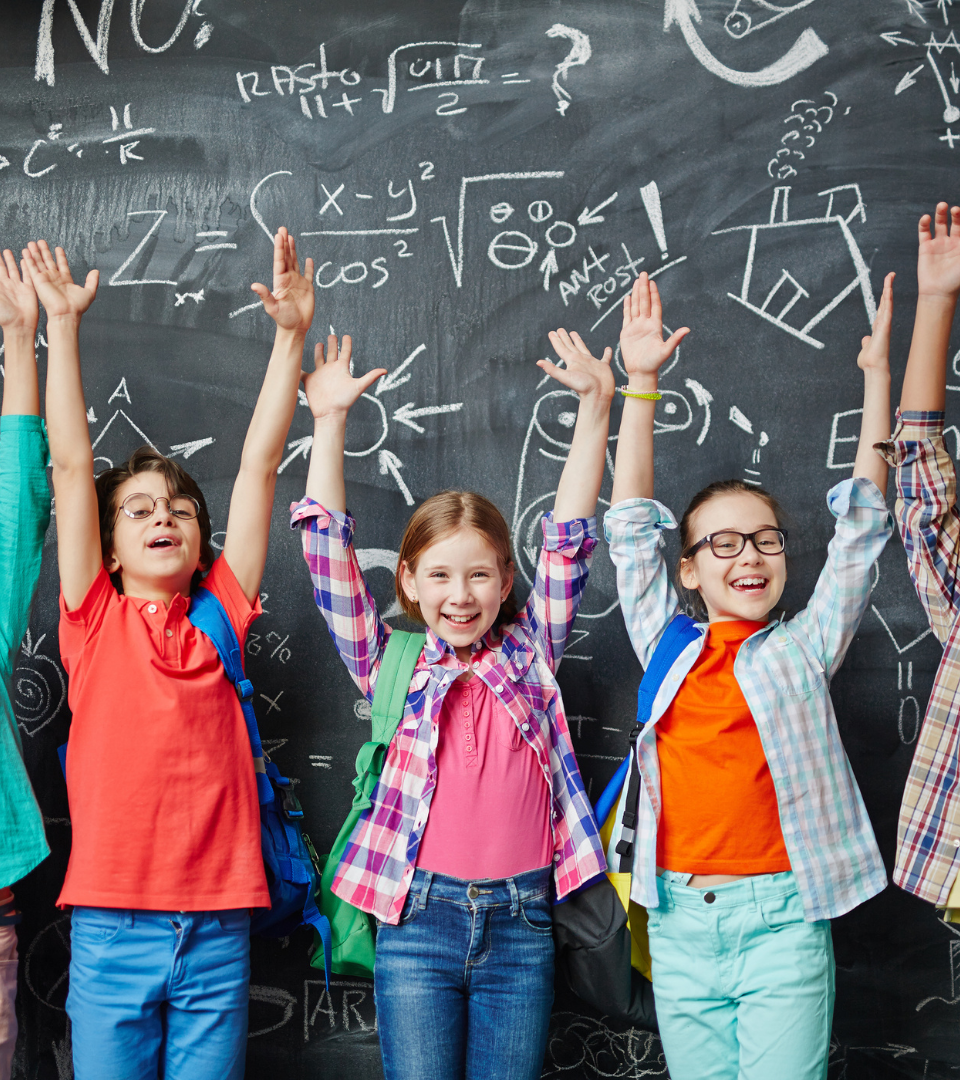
top-left (4, 0), bottom-right (960, 1076)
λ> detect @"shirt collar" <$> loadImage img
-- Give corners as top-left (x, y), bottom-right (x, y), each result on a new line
top-left (131, 592), bottom-right (189, 617)
top-left (422, 627), bottom-right (498, 669)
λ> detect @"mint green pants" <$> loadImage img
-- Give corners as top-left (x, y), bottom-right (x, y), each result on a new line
top-left (647, 871), bottom-right (834, 1080)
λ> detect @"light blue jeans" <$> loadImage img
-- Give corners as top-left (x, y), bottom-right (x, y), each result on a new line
top-left (373, 865), bottom-right (555, 1080)
top-left (67, 907), bottom-right (250, 1080)
top-left (647, 871), bottom-right (834, 1080)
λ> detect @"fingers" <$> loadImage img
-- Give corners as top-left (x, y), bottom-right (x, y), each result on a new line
top-left (934, 202), bottom-right (950, 238)
top-left (919, 213), bottom-right (932, 242)
top-left (0, 249), bottom-right (17, 282)
top-left (304, 256), bottom-right (314, 279)
top-left (648, 277), bottom-right (661, 322)
top-left (357, 368), bottom-right (387, 394)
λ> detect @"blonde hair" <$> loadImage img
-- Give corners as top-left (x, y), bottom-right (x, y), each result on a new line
top-left (395, 490), bottom-right (518, 625)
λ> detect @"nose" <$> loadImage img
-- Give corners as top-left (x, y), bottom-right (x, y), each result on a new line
top-left (739, 539), bottom-right (764, 562)
top-left (449, 576), bottom-right (473, 604)
top-left (150, 498), bottom-right (176, 524)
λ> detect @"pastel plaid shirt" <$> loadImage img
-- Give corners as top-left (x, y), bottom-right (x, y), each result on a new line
top-left (604, 477), bottom-right (891, 922)
top-left (290, 499), bottom-right (606, 925)
top-left (877, 412), bottom-right (960, 905)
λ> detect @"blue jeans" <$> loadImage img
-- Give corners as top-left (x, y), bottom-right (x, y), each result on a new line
top-left (648, 871), bottom-right (835, 1080)
top-left (373, 865), bottom-right (555, 1080)
top-left (67, 907), bottom-right (250, 1080)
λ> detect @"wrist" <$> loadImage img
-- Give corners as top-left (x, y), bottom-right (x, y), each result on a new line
top-left (916, 290), bottom-right (959, 309)
top-left (625, 373), bottom-right (659, 393)
top-left (45, 312), bottom-right (83, 330)
top-left (0, 325), bottom-right (36, 343)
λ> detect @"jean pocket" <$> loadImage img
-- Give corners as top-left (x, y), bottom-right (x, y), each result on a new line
top-left (216, 909), bottom-right (251, 934)
top-left (396, 892), bottom-right (421, 927)
top-left (759, 890), bottom-right (805, 931)
top-left (71, 907), bottom-right (124, 943)
top-left (519, 894), bottom-right (553, 933)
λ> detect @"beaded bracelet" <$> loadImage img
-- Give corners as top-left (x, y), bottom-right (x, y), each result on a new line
top-left (617, 386), bottom-right (662, 400)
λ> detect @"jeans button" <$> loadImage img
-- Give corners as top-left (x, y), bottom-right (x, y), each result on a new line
top-left (704, 892), bottom-right (716, 904)
top-left (467, 885), bottom-right (479, 900)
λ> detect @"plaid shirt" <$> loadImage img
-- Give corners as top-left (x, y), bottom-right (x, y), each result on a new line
top-left (877, 412), bottom-right (960, 905)
top-left (290, 499), bottom-right (606, 925)
top-left (604, 477), bottom-right (892, 922)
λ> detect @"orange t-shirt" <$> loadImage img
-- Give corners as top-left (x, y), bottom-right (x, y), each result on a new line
top-left (57, 557), bottom-right (268, 911)
top-left (656, 619), bottom-right (791, 875)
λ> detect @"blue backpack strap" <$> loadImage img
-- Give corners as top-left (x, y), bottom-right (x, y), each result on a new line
top-left (615, 613), bottom-right (701, 871)
top-left (187, 587), bottom-right (271, 806)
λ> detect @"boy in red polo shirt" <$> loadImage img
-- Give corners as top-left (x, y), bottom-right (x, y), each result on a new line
top-left (21, 229), bottom-right (314, 1080)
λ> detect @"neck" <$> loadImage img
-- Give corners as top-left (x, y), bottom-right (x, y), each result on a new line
top-left (117, 571), bottom-right (193, 604)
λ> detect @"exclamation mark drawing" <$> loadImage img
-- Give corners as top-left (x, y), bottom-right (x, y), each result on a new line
top-left (640, 181), bottom-right (668, 261)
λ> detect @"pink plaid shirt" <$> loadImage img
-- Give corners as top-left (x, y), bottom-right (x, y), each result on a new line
top-left (290, 499), bottom-right (607, 924)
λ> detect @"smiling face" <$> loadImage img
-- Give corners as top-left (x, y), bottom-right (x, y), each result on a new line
top-left (399, 527), bottom-right (514, 662)
top-left (104, 471), bottom-right (205, 601)
top-left (679, 491), bottom-right (786, 624)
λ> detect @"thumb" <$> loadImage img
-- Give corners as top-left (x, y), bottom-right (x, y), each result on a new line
top-left (357, 368), bottom-right (387, 394)
top-left (664, 326), bottom-right (690, 353)
top-left (84, 269), bottom-right (100, 298)
top-left (250, 282), bottom-right (274, 309)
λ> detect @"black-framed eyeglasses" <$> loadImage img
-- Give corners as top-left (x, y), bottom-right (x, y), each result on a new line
top-left (683, 528), bottom-right (787, 560)
top-left (116, 493), bottom-right (201, 521)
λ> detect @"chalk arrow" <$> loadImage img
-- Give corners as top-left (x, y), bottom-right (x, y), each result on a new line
top-left (577, 192), bottom-right (619, 225)
top-left (277, 434), bottom-right (313, 474)
top-left (169, 437), bottom-right (215, 460)
top-left (378, 449), bottom-right (415, 505)
top-left (376, 343), bottom-right (426, 396)
top-left (392, 401), bottom-right (464, 434)
top-left (86, 407), bottom-right (97, 423)
top-left (0, 156), bottom-right (9, 171)
top-left (539, 249), bottom-right (559, 291)
top-left (684, 377), bottom-right (713, 446)
top-left (664, 0), bottom-right (828, 86)
top-left (881, 31), bottom-right (915, 45)
top-left (896, 64), bottom-right (925, 93)
top-left (951, 61), bottom-right (959, 91)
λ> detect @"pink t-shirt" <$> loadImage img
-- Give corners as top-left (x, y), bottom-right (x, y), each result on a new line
top-left (415, 673), bottom-right (553, 880)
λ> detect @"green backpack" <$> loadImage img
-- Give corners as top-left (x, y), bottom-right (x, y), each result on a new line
top-left (310, 629), bottom-right (426, 979)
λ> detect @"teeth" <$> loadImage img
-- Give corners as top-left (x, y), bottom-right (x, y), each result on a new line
top-left (734, 578), bottom-right (765, 587)
top-left (444, 614), bottom-right (476, 624)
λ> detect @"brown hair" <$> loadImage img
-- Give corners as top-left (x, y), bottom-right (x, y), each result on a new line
top-left (676, 479), bottom-right (785, 621)
top-left (95, 445), bottom-right (214, 593)
top-left (395, 490), bottom-right (518, 626)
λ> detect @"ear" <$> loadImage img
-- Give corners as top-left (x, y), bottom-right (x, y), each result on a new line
top-left (679, 556), bottom-right (699, 592)
top-left (501, 563), bottom-right (515, 601)
top-left (398, 560), bottom-right (418, 603)
top-left (104, 549), bottom-right (121, 574)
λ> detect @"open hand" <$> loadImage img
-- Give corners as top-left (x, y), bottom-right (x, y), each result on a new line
top-left (538, 329), bottom-right (614, 400)
top-left (301, 335), bottom-right (386, 420)
top-left (21, 240), bottom-right (99, 320)
top-left (620, 273), bottom-right (689, 380)
top-left (251, 227), bottom-right (315, 333)
top-left (0, 249), bottom-right (38, 331)
top-left (918, 203), bottom-right (960, 301)
top-left (858, 272), bottom-right (894, 375)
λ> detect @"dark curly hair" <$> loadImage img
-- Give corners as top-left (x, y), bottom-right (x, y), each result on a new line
top-left (95, 445), bottom-right (213, 593)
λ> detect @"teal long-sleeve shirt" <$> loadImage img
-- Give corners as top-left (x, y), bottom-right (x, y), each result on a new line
top-left (0, 415), bottom-right (52, 888)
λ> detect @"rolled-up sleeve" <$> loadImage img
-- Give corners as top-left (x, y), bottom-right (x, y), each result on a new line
top-left (604, 498), bottom-right (680, 670)
top-left (290, 498), bottom-right (386, 698)
top-left (876, 410), bottom-right (958, 644)
top-left (518, 514), bottom-right (597, 672)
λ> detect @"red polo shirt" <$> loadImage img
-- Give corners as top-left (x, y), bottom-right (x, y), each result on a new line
top-left (57, 556), bottom-right (268, 911)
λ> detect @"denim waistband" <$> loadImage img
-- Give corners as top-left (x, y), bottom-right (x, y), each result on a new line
top-left (408, 865), bottom-right (552, 910)
top-left (656, 870), bottom-right (798, 911)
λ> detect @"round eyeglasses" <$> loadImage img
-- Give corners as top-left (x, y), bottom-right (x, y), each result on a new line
top-left (116, 493), bottom-right (201, 521)
top-left (684, 528), bottom-right (787, 560)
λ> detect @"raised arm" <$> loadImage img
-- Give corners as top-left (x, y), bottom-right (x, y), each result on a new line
top-left (609, 274), bottom-right (689, 505)
top-left (21, 241), bottom-right (100, 611)
top-left (222, 228), bottom-right (315, 603)
top-left (853, 272), bottom-right (893, 492)
top-left (899, 203), bottom-right (960, 412)
top-left (536, 328), bottom-right (615, 521)
top-left (0, 250), bottom-right (40, 417)
top-left (302, 334), bottom-right (385, 513)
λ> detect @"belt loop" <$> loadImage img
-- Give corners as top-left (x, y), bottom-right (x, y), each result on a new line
top-left (507, 876), bottom-right (520, 916)
top-left (419, 870), bottom-right (433, 908)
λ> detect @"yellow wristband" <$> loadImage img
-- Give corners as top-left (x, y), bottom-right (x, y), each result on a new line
top-left (617, 386), bottom-right (661, 400)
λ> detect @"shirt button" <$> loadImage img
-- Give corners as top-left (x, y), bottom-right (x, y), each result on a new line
top-left (521, 723), bottom-right (530, 732)
top-left (466, 745), bottom-right (474, 752)
top-left (465, 734), bottom-right (472, 741)
top-left (671, 673), bottom-right (680, 682)
top-left (148, 604), bottom-right (157, 614)
top-left (165, 629), bottom-right (173, 638)
top-left (495, 684), bottom-right (504, 692)
top-left (553, 853), bottom-right (561, 863)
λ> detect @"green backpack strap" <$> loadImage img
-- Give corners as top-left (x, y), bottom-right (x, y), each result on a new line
top-left (371, 629), bottom-right (426, 746)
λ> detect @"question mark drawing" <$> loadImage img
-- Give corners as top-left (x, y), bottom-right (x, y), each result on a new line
top-left (545, 24), bottom-right (592, 116)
